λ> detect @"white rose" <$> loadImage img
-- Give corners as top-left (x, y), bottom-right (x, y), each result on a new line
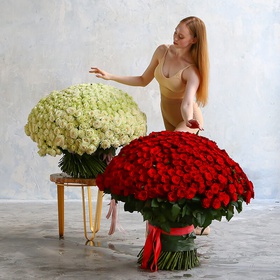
top-left (100, 140), bottom-right (111, 150)
top-left (69, 128), bottom-right (79, 139)
top-left (54, 135), bottom-right (65, 147)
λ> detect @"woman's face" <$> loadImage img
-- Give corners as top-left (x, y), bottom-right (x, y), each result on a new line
top-left (173, 23), bottom-right (196, 48)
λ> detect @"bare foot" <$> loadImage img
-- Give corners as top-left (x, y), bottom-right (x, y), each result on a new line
top-left (194, 226), bottom-right (210, 235)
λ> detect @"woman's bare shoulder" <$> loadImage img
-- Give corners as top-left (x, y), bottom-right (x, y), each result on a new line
top-left (182, 64), bottom-right (200, 84)
top-left (153, 44), bottom-right (169, 59)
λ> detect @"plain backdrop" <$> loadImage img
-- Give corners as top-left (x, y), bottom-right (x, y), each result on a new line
top-left (0, 0), bottom-right (279, 200)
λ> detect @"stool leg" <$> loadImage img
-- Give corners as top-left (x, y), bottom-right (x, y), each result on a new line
top-left (57, 184), bottom-right (65, 239)
top-left (87, 187), bottom-right (94, 232)
top-left (95, 190), bottom-right (103, 232)
top-left (81, 186), bottom-right (96, 241)
top-left (81, 186), bottom-right (103, 241)
top-left (89, 188), bottom-right (103, 234)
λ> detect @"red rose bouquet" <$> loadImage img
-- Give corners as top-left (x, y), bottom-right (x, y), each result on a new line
top-left (96, 131), bottom-right (254, 271)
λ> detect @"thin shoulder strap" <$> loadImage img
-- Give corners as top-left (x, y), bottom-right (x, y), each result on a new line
top-left (182, 64), bottom-right (195, 71)
top-left (159, 45), bottom-right (169, 61)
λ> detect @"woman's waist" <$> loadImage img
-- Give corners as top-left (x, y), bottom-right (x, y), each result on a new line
top-left (160, 87), bottom-right (185, 100)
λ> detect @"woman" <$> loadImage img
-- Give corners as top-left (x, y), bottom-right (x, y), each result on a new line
top-left (90, 16), bottom-right (209, 132)
top-left (90, 16), bottom-right (210, 234)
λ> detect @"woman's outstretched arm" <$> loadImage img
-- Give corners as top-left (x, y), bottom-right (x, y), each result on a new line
top-left (89, 45), bottom-right (167, 87)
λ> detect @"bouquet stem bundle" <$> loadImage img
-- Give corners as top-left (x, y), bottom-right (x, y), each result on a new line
top-left (58, 148), bottom-right (115, 178)
top-left (137, 223), bottom-right (199, 271)
top-left (138, 248), bottom-right (199, 271)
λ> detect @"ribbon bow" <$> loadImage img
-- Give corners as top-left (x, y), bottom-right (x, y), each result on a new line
top-left (141, 223), bottom-right (194, 271)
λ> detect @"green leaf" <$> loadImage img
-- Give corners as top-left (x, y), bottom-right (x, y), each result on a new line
top-left (160, 222), bottom-right (170, 233)
top-left (124, 201), bottom-right (136, 213)
top-left (135, 200), bottom-right (145, 212)
top-left (151, 198), bottom-right (160, 208)
top-left (226, 208), bottom-right (234, 221)
top-left (171, 204), bottom-right (181, 219)
top-left (193, 211), bottom-right (205, 226)
top-left (236, 199), bottom-right (243, 213)
top-left (182, 205), bottom-right (187, 217)
top-left (178, 198), bottom-right (186, 205)
top-left (142, 209), bottom-right (153, 221)
top-left (191, 196), bottom-right (200, 203)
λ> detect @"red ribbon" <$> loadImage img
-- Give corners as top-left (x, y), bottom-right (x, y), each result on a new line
top-left (141, 223), bottom-right (194, 271)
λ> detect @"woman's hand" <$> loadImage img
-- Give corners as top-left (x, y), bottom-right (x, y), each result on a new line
top-left (187, 119), bottom-right (204, 131)
top-left (89, 67), bottom-right (111, 80)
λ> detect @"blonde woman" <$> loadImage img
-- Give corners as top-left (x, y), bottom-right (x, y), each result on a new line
top-left (90, 16), bottom-right (210, 234)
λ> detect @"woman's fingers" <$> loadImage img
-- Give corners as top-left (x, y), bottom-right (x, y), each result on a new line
top-left (188, 119), bottom-right (204, 131)
top-left (89, 67), bottom-right (100, 74)
top-left (89, 67), bottom-right (107, 79)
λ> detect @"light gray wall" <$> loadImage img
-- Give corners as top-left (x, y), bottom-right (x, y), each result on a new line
top-left (1, 0), bottom-right (279, 200)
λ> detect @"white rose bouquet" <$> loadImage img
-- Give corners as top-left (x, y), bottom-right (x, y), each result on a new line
top-left (24, 83), bottom-right (147, 178)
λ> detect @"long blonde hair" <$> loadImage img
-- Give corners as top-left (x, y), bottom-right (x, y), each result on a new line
top-left (180, 16), bottom-right (209, 106)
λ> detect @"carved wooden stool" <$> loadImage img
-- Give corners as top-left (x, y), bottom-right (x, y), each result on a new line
top-left (50, 173), bottom-right (103, 241)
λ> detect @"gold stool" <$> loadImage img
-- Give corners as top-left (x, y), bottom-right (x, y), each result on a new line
top-left (50, 173), bottom-right (103, 241)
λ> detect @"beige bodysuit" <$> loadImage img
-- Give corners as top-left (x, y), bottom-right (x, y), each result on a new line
top-left (154, 47), bottom-right (203, 131)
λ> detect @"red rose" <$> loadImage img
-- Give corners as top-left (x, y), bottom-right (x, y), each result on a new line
top-left (231, 193), bottom-right (238, 201)
top-left (185, 187), bottom-right (197, 199)
top-left (206, 180), bottom-right (213, 187)
top-left (194, 159), bottom-right (203, 167)
top-left (161, 174), bottom-right (170, 183)
top-left (245, 191), bottom-right (253, 204)
top-left (212, 197), bottom-right (221, 209)
top-left (218, 174), bottom-right (228, 184)
top-left (206, 155), bottom-right (214, 162)
top-left (179, 153), bottom-right (188, 161)
top-left (228, 184), bottom-right (236, 194)
top-left (218, 192), bottom-right (230, 206)
top-left (167, 168), bottom-right (176, 176)
top-left (171, 175), bottom-right (181, 185)
top-left (137, 158), bottom-right (145, 164)
top-left (175, 169), bottom-right (185, 177)
top-left (236, 183), bottom-right (244, 195)
top-left (177, 189), bottom-right (186, 199)
top-left (147, 168), bottom-right (157, 178)
top-left (210, 183), bottom-right (220, 194)
top-left (204, 172), bottom-right (213, 181)
top-left (156, 162), bottom-right (165, 169)
top-left (194, 174), bottom-right (204, 183)
top-left (202, 198), bottom-right (212, 209)
top-left (216, 157), bottom-right (225, 165)
top-left (143, 160), bottom-right (153, 169)
top-left (247, 181), bottom-right (254, 192)
top-left (182, 173), bottom-right (191, 183)
top-left (205, 190), bottom-right (214, 199)
top-left (163, 184), bottom-right (171, 193)
top-left (168, 191), bottom-right (177, 202)
top-left (171, 184), bottom-right (178, 192)
top-left (139, 173), bottom-right (148, 182)
top-left (135, 191), bottom-right (148, 201)
top-left (207, 166), bottom-right (217, 178)
top-left (198, 182), bottom-right (206, 194)
top-left (199, 165), bottom-right (208, 173)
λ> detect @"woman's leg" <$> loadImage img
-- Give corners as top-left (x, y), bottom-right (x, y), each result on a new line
top-left (162, 115), bottom-right (176, 131)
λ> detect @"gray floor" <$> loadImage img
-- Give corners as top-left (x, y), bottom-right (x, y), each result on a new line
top-left (0, 198), bottom-right (279, 280)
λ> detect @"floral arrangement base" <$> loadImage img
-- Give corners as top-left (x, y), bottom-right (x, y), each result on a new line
top-left (137, 223), bottom-right (199, 271)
